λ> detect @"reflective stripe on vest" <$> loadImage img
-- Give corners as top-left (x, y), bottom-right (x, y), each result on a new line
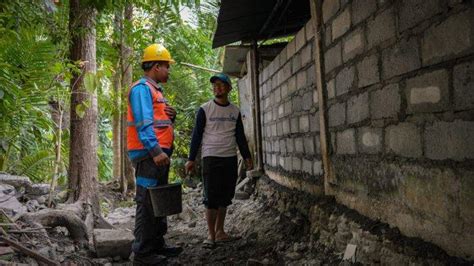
top-left (126, 79), bottom-right (174, 151)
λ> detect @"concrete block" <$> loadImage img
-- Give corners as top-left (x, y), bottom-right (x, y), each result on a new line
top-left (281, 82), bottom-right (289, 98)
top-left (399, 0), bottom-right (444, 32)
top-left (291, 117), bottom-right (299, 133)
top-left (275, 87), bottom-right (281, 103)
top-left (310, 112), bottom-right (321, 132)
top-left (337, 128), bottom-right (356, 154)
top-left (315, 134), bottom-right (321, 154)
top-left (288, 76), bottom-right (297, 94)
top-left (300, 115), bottom-right (310, 132)
top-left (297, 70), bottom-right (308, 89)
top-left (307, 64), bottom-right (316, 85)
top-left (306, 18), bottom-right (315, 41)
top-left (460, 171), bottom-right (474, 229)
top-left (284, 100), bottom-right (292, 116)
top-left (324, 42), bottom-right (342, 73)
top-left (385, 122), bottom-right (422, 158)
top-left (352, 0), bottom-right (377, 25)
top-left (332, 8), bottom-right (351, 40)
top-left (453, 61), bottom-right (474, 111)
top-left (287, 138), bottom-right (294, 153)
top-left (327, 79), bottom-right (336, 99)
top-left (278, 105), bottom-right (284, 118)
top-left (277, 122), bottom-right (283, 136)
top-left (329, 102), bottom-right (346, 127)
top-left (336, 66), bottom-right (355, 96)
top-left (367, 8), bottom-right (396, 48)
top-left (271, 124), bottom-right (277, 136)
top-left (382, 37), bottom-right (421, 79)
top-left (303, 91), bottom-right (313, 111)
top-left (280, 139), bottom-right (286, 154)
top-left (279, 156), bottom-right (285, 168)
top-left (343, 28), bottom-right (365, 62)
top-left (425, 120), bottom-right (474, 161)
top-left (422, 10), bottom-right (474, 66)
top-left (302, 159), bottom-right (313, 175)
top-left (293, 95), bottom-right (303, 112)
top-left (358, 127), bottom-right (382, 154)
top-left (314, 160), bottom-right (323, 175)
top-left (357, 54), bottom-right (379, 88)
top-left (301, 43), bottom-right (313, 67)
top-left (323, 0), bottom-right (340, 23)
top-left (94, 229), bottom-right (134, 259)
top-left (287, 39), bottom-right (297, 59)
top-left (283, 119), bottom-right (290, 134)
top-left (271, 154), bottom-right (277, 167)
top-left (370, 83), bottom-right (400, 119)
top-left (284, 156), bottom-right (292, 170)
top-left (347, 92), bottom-right (369, 124)
top-left (295, 137), bottom-right (304, 153)
top-left (325, 25), bottom-right (333, 47)
top-left (304, 136), bottom-right (315, 155)
top-left (313, 89), bottom-right (319, 105)
top-left (405, 69), bottom-right (449, 113)
top-left (292, 53), bottom-right (302, 74)
top-left (282, 62), bottom-right (292, 84)
top-left (273, 140), bottom-right (280, 152)
top-left (292, 157), bottom-right (302, 171)
top-left (295, 27), bottom-right (306, 52)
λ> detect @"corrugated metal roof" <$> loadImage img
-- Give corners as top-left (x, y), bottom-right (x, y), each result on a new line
top-left (212, 0), bottom-right (311, 48)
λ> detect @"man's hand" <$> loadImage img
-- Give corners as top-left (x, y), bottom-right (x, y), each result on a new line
top-left (165, 104), bottom-right (177, 120)
top-left (245, 158), bottom-right (253, 170)
top-left (153, 153), bottom-right (170, 167)
top-left (185, 161), bottom-right (195, 174)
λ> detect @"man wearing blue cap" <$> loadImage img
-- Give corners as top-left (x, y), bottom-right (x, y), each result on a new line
top-left (185, 73), bottom-right (253, 248)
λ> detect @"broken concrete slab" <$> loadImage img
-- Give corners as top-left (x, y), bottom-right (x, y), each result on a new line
top-left (93, 229), bottom-right (134, 259)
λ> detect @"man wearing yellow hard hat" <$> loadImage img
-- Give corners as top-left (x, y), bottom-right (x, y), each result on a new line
top-left (127, 43), bottom-right (182, 264)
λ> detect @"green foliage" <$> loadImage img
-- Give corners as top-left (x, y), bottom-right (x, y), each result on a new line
top-left (1, 0), bottom-right (224, 183)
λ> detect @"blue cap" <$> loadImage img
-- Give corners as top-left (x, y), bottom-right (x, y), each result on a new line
top-left (210, 73), bottom-right (232, 88)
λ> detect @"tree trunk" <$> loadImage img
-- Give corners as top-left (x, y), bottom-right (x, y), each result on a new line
top-left (112, 11), bottom-right (122, 183)
top-left (121, 3), bottom-right (135, 195)
top-left (67, 0), bottom-right (100, 215)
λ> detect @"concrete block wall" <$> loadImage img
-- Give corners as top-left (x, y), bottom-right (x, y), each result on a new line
top-left (252, 0), bottom-right (473, 260)
top-left (322, 0), bottom-right (474, 259)
top-left (259, 18), bottom-right (324, 186)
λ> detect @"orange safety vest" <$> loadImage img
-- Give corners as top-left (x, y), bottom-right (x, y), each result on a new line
top-left (127, 79), bottom-right (174, 151)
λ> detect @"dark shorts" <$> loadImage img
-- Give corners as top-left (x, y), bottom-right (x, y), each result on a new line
top-left (202, 156), bottom-right (238, 209)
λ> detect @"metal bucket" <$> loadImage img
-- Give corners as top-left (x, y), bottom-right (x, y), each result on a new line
top-left (148, 183), bottom-right (182, 217)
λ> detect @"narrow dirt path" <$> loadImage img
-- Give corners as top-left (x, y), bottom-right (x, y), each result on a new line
top-left (106, 184), bottom-right (339, 265)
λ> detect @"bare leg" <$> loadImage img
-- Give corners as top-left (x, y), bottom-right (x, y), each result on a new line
top-left (205, 208), bottom-right (218, 241)
top-left (215, 207), bottom-right (229, 240)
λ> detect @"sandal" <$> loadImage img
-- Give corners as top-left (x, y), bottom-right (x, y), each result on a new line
top-left (202, 239), bottom-right (215, 249)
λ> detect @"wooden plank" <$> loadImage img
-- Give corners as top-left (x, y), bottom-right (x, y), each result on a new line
top-left (310, 0), bottom-right (335, 195)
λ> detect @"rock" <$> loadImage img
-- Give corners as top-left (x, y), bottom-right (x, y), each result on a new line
top-left (188, 221), bottom-right (197, 228)
top-left (35, 195), bottom-right (46, 205)
top-left (25, 199), bottom-right (40, 212)
top-left (0, 184), bottom-right (16, 196)
top-left (0, 174), bottom-right (32, 190)
top-left (0, 189), bottom-right (27, 216)
top-left (93, 229), bottom-right (134, 259)
top-left (285, 251), bottom-right (302, 260)
top-left (234, 191), bottom-right (250, 200)
top-left (26, 183), bottom-right (50, 196)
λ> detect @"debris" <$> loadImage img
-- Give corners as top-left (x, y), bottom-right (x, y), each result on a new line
top-left (0, 236), bottom-right (59, 265)
top-left (342, 244), bottom-right (357, 263)
top-left (93, 229), bottom-right (133, 259)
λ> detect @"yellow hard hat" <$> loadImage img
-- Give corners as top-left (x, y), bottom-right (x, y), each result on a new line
top-left (142, 43), bottom-right (175, 64)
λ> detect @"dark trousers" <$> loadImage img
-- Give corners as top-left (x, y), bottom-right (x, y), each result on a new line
top-left (131, 157), bottom-right (170, 256)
